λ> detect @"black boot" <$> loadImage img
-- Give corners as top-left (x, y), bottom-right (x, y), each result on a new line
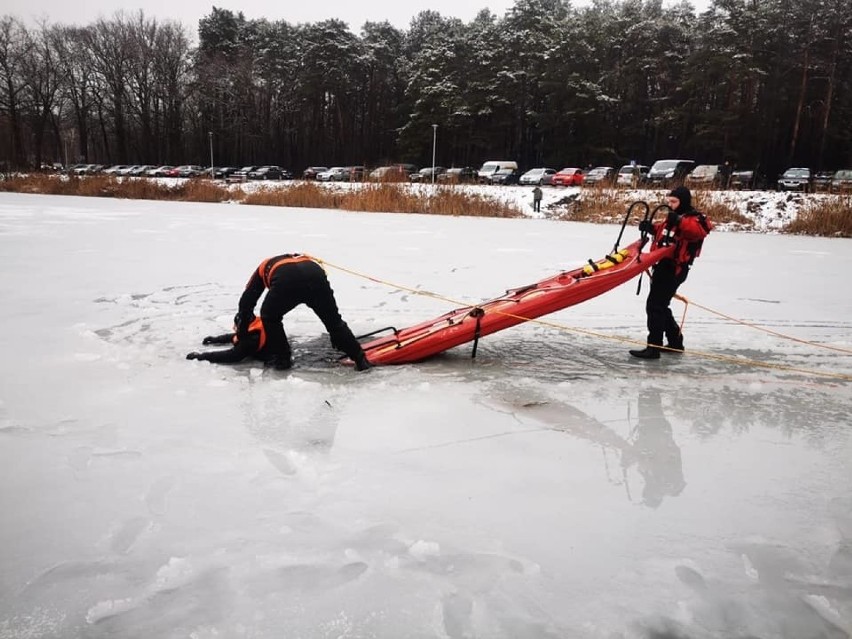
top-left (629, 346), bottom-right (661, 359)
top-left (665, 337), bottom-right (684, 353)
top-left (354, 353), bottom-right (372, 371)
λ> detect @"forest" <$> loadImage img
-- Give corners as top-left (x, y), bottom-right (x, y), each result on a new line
top-left (1, 0), bottom-right (851, 178)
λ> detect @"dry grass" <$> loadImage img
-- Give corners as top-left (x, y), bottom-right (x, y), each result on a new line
top-left (1, 174), bottom-right (521, 218)
top-left (0, 173), bottom-right (85, 195)
top-left (173, 179), bottom-right (237, 202)
top-left (0, 174), bottom-right (240, 203)
top-left (692, 194), bottom-right (754, 229)
top-left (548, 188), bottom-right (650, 223)
top-left (243, 182), bottom-right (524, 218)
top-left (547, 187), bottom-right (754, 230)
top-left (782, 195), bottom-right (852, 237)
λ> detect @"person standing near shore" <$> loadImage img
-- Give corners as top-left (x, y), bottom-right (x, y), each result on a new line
top-left (532, 186), bottom-right (543, 213)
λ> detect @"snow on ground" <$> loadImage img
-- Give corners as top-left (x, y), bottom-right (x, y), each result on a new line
top-left (1, 193), bottom-right (851, 638)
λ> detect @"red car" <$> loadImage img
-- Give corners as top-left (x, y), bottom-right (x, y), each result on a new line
top-left (551, 167), bottom-right (585, 186)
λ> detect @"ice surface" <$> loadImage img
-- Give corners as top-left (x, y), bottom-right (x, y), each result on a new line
top-left (1, 193), bottom-right (851, 638)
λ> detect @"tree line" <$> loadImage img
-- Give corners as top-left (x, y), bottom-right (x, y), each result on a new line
top-left (1, 0), bottom-right (851, 178)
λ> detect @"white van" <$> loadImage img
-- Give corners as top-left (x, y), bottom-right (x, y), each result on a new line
top-left (478, 160), bottom-right (518, 183)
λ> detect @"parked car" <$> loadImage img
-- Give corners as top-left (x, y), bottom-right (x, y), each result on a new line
top-left (317, 167), bottom-right (346, 181)
top-left (519, 168), bottom-right (556, 186)
top-left (488, 168), bottom-right (522, 185)
top-left (646, 159), bottom-right (695, 187)
top-left (583, 166), bottom-right (616, 186)
top-left (615, 164), bottom-right (649, 187)
top-left (830, 169), bottom-right (852, 193)
top-left (729, 169), bottom-right (758, 190)
top-left (812, 171), bottom-right (834, 192)
top-left (410, 166), bottom-right (445, 183)
top-left (230, 166), bottom-right (259, 181)
top-left (336, 166), bottom-right (365, 182)
top-left (162, 165), bottom-right (202, 178)
top-left (477, 160), bottom-right (518, 183)
top-left (212, 167), bottom-right (239, 179)
top-left (685, 164), bottom-right (728, 188)
top-left (102, 165), bottom-right (131, 175)
top-left (72, 164), bottom-right (98, 175)
top-left (777, 167), bottom-right (812, 192)
top-left (551, 167), bottom-right (585, 187)
top-left (128, 165), bottom-right (154, 176)
top-left (248, 166), bottom-right (290, 180)
top-left (303, 166), bottom-right (329, 180)
top-left (369, 165), bottom-right (413, 181)
top-left (146, 165), bottom-right (174, 177)
top-left (437, 167), bottom-right (478, 184)
top-left (178, 165), bottom-right (205, 178)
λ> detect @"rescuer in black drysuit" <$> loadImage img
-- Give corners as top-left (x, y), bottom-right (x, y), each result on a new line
top-left (631, 186), bottom-right (713, 359)
top-left (187, 254), bottom-right (371, 371)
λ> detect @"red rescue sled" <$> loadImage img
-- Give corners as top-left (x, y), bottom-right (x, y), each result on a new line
top-left (360, 232), bottom-right (674, 366)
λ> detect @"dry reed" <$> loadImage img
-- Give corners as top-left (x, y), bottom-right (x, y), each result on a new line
top-left (545, 187), bottom-right (753, 230)
top-left (783, 195), bottom-right (852, 237)
top-left (243, 182), bottom-right (524, 218)
top-left (0, 174), bottom-right (240, 203)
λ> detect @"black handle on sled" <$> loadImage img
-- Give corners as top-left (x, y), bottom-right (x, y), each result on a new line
top-left (355, 326), bottom-right (399, 341)
top-left (613, 201), bottom-right (650, 254)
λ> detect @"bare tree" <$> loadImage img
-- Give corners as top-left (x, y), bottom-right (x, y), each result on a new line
top-left (85, 14), bottom-right (133, 162)
top-left (0, 16), bottom-right (32, 167)
top-left (21, 20), bottom-right (64, 168)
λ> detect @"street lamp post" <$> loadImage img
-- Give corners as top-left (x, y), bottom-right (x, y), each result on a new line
top-left (208, 131), bottom-right (214, 179)
top-left (431, 124), bottom-right (438, 185)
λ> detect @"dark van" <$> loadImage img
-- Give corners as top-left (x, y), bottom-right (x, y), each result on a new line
top-left (646, 159), bottom-right (696, 187)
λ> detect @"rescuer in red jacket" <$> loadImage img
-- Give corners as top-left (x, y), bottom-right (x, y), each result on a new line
top-left (631, 186), bottom-right (713, 359)
top-left (188, 254), bottom-right (371, 370)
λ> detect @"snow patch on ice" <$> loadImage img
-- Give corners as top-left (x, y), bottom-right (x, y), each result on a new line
top-left (409, 540), bottom-right (441, 559)
top-left (85, 598), bottom-right (135, 624)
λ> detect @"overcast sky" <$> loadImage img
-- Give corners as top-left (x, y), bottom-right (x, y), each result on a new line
top-left (6, 0), bottom-right (708, 33)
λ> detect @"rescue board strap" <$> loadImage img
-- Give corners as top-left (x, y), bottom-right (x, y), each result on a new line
top-left (469, 308), bottom-right (485, 359)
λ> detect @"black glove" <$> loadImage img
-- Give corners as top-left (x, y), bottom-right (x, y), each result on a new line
top-left (234, 312), bottom-right (252, 336)
top-left (666, 211), bottom-right (682, 229)
top-left (638, 220), bottom-right (654, 233)
top-left (186, 352), bottom-right (202, 360)
top-left (202, 336), bottom-right (215, 345)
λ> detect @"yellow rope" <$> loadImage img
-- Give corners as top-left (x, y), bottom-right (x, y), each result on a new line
top-left (314, 258), bottom-right (852, 382)
top-left (673, 294), bottom-right (852, 355)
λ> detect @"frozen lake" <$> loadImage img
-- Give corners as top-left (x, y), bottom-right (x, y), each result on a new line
top-left (1, 193), bottom-right (851, 638)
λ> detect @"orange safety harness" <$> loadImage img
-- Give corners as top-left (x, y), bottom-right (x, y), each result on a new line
top-left (231, 316), bottom-right (267, 351)
top-left (257, 254), bottom-right (315, 288)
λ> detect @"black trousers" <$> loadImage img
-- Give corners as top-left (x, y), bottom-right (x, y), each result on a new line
top-left (645, 260), bottom-right (689, 346)
top-left (260, 260), bottom-right (364, 364)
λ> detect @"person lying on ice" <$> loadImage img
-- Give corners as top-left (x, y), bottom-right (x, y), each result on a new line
top-left (186, 312), bottom-right (268, 364)
top-left (188, 254), bottom-right (371, 371)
